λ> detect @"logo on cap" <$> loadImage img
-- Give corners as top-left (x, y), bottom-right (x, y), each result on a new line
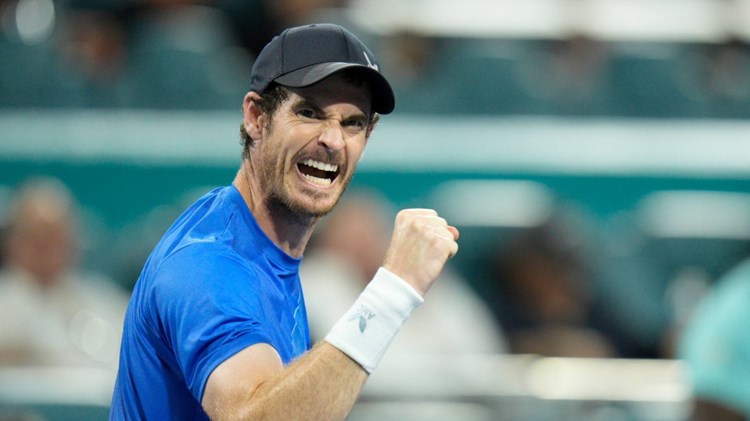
top-left (363, 52), bottom-right (379, 71)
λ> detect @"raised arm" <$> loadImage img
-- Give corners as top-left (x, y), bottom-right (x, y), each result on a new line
top-left (202, 209), bottom-right (459, 420)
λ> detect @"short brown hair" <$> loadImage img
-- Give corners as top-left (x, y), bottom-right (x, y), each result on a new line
top-left (239, 84), bottom-right (290, 160)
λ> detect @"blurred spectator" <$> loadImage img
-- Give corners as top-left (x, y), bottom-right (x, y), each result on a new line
top-left (379, 31), bottom-right (440, 88)
top-left (694, 37), bottom-right (750, 118)
top-left (376, 30), bottom-right (449, 114)
top-left (115, 0), bottom-right (252, 109)
top-left (618, 190), bottom-right (750, 359)
top-left (217, 0), bottom-right (344, 58)
top-left (0, 177), bottom-right (129, 370)
top-left (301, 189), bottom-right (507, 360)
top-left (678, 257), bottom-right (750, 421)
top-left (486, 208), bottom-right (617, 358)
top-left (528, 34), bottom-right (612, 116)
top-left (56, 8), bottom-right (130, 108)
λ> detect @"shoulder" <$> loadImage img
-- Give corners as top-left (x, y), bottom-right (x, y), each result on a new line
top-left (680, 258), bottom-right (750, 355)
top-left (145, 187), bottom-right (262, 295)
top-left (138, 242), bottom-right (269, 352)
top-left (153, 241), bottom-right (261, 300)
top-left (679, 259), bottom-right (750, 416)
top-left (697, 259), bottom-right (750, 320)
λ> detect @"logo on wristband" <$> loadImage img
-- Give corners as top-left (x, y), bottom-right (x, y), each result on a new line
top-left (349, 306), bottom-right (376, 333)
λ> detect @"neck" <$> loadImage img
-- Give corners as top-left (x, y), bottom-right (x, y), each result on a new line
top-left (232, 163), bottom-right (317, 258)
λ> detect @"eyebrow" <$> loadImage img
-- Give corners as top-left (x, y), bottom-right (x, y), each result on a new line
top-left (290, 96), bottom-right (370, 123)
top-left (291, 97), bottom-right (323, 114)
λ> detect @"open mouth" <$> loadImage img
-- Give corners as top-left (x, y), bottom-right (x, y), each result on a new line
top-left (297, 158), bottom-right (340, 187)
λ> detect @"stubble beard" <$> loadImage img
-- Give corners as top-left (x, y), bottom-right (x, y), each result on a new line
top-left (256, 120), bottom-right (355, 221)
top-left (259, 154), bottom-right (354, 221)
top-left (266, 187), bottom-right (341, 221)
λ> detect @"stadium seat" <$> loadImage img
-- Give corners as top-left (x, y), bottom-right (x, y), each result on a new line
top-left (0, 37), bottom-right (63, 108)
top-left (121, 6), bottom-right (252, 110)
top-left (606, 43), bottom-right (712, 118)
top-left (385, 38), bottom-right (551, 116)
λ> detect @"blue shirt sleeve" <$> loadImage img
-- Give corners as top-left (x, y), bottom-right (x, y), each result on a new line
top-left (151, 243), bottom-right (273, 403)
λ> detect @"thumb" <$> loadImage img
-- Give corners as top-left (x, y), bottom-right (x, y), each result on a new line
top-left (447, 226), bottom-right (460, 241)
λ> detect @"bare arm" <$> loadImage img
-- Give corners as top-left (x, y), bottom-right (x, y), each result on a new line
top-left (202, 341), bottom-right (366, 421)
top-left (202, 209), bottom-right (458, 421)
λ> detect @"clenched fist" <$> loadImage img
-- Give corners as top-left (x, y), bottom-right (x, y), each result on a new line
top-left (382, 209), bottom-right (459, 297)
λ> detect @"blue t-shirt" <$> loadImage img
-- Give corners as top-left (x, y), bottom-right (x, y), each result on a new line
top-left (110, 185), bottom-right (311, 420)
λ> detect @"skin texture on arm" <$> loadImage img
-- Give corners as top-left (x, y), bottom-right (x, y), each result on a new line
top-left (202, 341), bottom-right (367, 421)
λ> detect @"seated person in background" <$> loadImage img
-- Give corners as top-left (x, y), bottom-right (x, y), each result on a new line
top-left (679, 257), bottom-right (750, 421)
top-left (0, 177), bottom-right (129, 371)
top-left (301, 190), bottom-right (507, 359)
top-left (487, 210), bottom-right (616, 358)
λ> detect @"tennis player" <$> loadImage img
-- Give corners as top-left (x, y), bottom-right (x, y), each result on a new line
top-left (110, 23), bottom-right (459, 420)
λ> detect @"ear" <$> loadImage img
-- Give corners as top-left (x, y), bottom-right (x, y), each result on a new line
top-left (242, 92), bottom-right (264, 141)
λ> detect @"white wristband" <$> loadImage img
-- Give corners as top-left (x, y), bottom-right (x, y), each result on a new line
top-left (325, 267), bottom-right (424, 373)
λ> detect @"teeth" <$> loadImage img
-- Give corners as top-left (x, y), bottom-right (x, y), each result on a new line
top-left (303, 159), bottom-right (338, 173)
top-left (303, 174), bottom-right (332, 186)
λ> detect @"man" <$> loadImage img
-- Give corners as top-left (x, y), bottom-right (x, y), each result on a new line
top-left (0, 177), bottom-right (127, 369)
top-left (110, 23), bottom-right (459, 420)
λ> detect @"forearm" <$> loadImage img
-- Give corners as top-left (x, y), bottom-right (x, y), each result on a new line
top-left (206, 342), bottom-right (367, 421)
top-left (204, 206), bottom-right (460, 420)
top-left (203, 268), bottom-right (419, 421)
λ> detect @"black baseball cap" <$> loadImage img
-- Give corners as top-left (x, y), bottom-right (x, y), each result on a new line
top-left (249, 23), bottom-right (395, 114)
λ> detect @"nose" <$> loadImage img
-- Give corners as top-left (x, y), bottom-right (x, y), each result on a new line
top-left (318, 121), bottom-right (346, 152)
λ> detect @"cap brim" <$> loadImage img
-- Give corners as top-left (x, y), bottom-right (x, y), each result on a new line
top-left (274, 62), bottom-right (395, 114)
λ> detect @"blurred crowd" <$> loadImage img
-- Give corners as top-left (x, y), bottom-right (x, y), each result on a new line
top-left (0, 0), bottom-right (348, 109)
top-left (2, 0), bottom-right (750, 117)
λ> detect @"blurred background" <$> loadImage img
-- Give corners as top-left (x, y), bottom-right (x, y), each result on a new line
top-left (2, 0), bottom-right (750, 420)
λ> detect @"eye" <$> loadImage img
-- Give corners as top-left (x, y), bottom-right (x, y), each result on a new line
top-left (342, 117), bottom-right (366, 131)
top-left (296, 107), bottom-right (318, 119)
